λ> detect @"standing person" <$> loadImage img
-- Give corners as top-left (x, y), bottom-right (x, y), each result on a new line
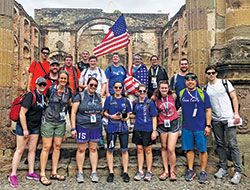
top-left (179, 73), bottom-right (212, 184)
top-left (205, 66), bottom-right (242, 184)
top-left (148, 55), bottom-right (168, 99)
top-left (45, 60), bottom-right (60, 93)
top-left (60, 54), bottom-right (81, 95)
top-left (39, 71), bottom-right (72, 186)
top-left (71, 77), bottom-right (102, 183)
top-left (103, 81), bottom-right (131, 183)
top-left (79, 55), bottom-right (107, 97)
top-left (127, 54), bottom-right (148, 103)
top-left (27, 47), bottom-right (50, 91)
top-left (130, 84), bottom-right (157, 182)
top-left (9, 77), bottom-right (47, 187)
top-left (151, 81), bottom-right (179, 181)
top-left (105, 53), bottom-right (127, 97)
top-left (76, 50), bottom-right (90, 72)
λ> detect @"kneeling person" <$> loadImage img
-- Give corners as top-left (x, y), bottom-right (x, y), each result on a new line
top-left (130, 84), bottom-right (157, 181)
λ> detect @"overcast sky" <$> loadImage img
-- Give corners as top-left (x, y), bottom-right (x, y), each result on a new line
top-left (16, 0), bottom-right (186, 18)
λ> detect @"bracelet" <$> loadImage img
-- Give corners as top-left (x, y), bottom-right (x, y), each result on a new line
top-left (206, 125), bottom-right (212, 129)
top-left (71, 128), bottom-right (76, 131)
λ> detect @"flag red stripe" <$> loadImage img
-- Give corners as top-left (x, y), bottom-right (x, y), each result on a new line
top-left (95, 42), bottom-right (129, 57)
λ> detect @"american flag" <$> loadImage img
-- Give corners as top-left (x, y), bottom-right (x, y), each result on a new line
top-left (93, 14), bottom-right (130, 57)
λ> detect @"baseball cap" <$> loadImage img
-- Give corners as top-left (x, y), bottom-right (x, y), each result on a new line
top-left (35, 77), bottom-right (47, 85)
top-left (50, 60), bottom-right (60, 66)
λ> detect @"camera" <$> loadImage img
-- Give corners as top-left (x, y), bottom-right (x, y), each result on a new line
top-left (122, 113), bottom-right (128, 119)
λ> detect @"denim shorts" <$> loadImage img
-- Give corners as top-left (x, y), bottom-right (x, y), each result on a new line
top-left (15, 124), bottom-right (40, 136)
top-left (106, 132), bottom-right (129, 152)
top-left (182, 128), bottom-right (207, 152)
top-left (76, 125), bottom-right (101, 143)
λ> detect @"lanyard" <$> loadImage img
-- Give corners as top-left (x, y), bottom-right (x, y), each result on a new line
top-left (86, 91), bottom-right (96, 113)
top-left (186, 88), bottom-right (198, 108)
top-left (151, 66), bottom-right (159, 77)
top-left (161, 95), bottom-right (169, 115)
top-left (35, 90), bottom-right (45, 115)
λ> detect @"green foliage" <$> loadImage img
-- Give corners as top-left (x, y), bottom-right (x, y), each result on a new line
top-left (113, 10), bottom-right (122, 14)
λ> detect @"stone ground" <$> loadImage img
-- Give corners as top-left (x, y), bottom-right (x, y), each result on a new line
top-left (1, 171), bottom-right (250, 190)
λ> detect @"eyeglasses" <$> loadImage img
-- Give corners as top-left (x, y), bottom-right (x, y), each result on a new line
top-left (207, 71), bottom-right (216, 75)
top-left (114, 86), bottom-right (122, 90)
top-left (38, 83), bottom-right (47, 87)
top-left (184, 74), bottom-right (197, 80)
top-left (89, 84), bottom-right (98, 88)
top-left (42, 52), bottom-right (50, 55)
top-left (138, 90), bottom-right (147, 93)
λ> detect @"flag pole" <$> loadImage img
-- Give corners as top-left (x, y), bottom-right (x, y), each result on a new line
top-left (127, 36), bottom-right (133, 71)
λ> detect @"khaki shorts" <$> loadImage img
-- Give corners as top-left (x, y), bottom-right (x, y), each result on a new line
top-left (41, 121), bottom-right (66, 138)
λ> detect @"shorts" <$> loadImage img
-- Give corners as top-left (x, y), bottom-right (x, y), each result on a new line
top-left (15, 124), bottom-right (40, 136)
top-left (182, 128), bottom-right (207, 152)
top-left (132, 130), bottom-right (155, 146)
top-left (157, 119), bottom-right (179, 134)
top-left (107, 132), bottom-right (129, 152)
top-left (41, 121), bottom-right (66, 138)
top-left (76, 125), bottom-right (101, 143)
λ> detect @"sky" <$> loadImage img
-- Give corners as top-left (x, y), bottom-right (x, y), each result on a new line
top-left (16, 0), bottom-right (186, 18)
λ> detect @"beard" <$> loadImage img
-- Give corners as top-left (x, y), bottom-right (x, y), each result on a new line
top-left (180, 67), bottom-right (188, 73)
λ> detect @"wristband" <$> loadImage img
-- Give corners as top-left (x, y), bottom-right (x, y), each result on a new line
top-left (71, 128), bottom-right (76, 131)
top-left (206, 125), bottom-right (212, 129)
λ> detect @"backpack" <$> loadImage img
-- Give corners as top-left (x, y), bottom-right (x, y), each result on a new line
top-left (9, 91), bottom-right (36, 122)
top-left (172, 74), bottom-right (178, 91)
top-left (79, 90), bottom-right (101, 103)
top-left (133, 99), bottom-right (151, 115)
top-left (203, 79), bottom-right (240, 112)
top-left (179, 88), bottom-right (205, 103)
top-left (109, 95), bottom-right (128, 113)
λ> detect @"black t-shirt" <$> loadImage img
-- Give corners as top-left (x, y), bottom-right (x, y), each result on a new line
top-left (77, 61), bottom-right (89, 72)
top-left (17, 91), bottom-right (44, 130)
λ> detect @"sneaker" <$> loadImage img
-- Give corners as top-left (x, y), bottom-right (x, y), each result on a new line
top-left (231, 172), bottom-right (241, 185)
top-left (8, 174), bottom-right (19, 187)
top-left (107, 173), bottom-right (114, 183)
top-left (185, 169), bottom-right (196, 181)
top-left (90, 172), bottom-right (98, 183)
top-left (122, 172), bottom-right (130, 183)
top-left (27, 172), bottom-right (40, 180)
top-left (134, 171), bottom-right (144, 181)
top-left (214, 168), bottom-right (228, 178)
top-left (76, 172), bottom-right (84, 183)
top-left (144, 171), bottom-right (152, 181)
top-left (198, 171), bottom-right (208, 184)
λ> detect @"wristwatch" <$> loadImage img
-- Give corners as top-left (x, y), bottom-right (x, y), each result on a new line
top-left (206, 125), bottom-right (212, 129)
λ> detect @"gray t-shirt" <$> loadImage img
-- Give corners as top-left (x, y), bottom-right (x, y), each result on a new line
top-left (45, 86), bottom-right (72, 123)
top-left (206, 79), bottom-right (234, 121)
top-left (73, 91), bottom-right (102, 129)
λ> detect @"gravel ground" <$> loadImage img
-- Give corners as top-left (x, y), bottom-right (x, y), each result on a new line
top-left (1, 172), bottom-right (250, 190)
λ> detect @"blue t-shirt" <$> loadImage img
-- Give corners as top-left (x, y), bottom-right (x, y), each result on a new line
top-left (180, 88), bottom-right (211, 131)
top-left (105, 64), bottom-right (127, 95)
top-left (103, 96), bottom-right (132, 133)
top-left (170, 74), bottom-right (199, 95)
top-left (133, 97), bottom-right (158, 132)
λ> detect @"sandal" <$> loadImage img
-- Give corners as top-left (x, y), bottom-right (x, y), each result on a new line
top-left (170, 171), bottom-right (177, 181)
top-left (40, 176), bottom-right (51, 186)
top-left (50, 173), bottom-right (66, 181)
top-left (159, 171), bottom-right (169, 181)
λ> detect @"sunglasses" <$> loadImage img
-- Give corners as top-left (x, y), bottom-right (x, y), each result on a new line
top-left (38, 83), bottom-right (47, 87)
top-left (207, 71), bottom-right (216, 75)
top-left (114, 86), bottom-right (122, 90)
top-left (138, 90), bottom-right (147, 93)
top-left (89, 84), bottom-right (98, 88)
top-left (184, 74), bottom-right (197, 80)
top-left (42, 52), bottom-right (50, 55)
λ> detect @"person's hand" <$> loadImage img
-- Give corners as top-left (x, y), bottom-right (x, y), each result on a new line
top-left (121, 116), bottom-right (129, 122)
top-left (110, 113), bottom-right (121, 120)
top-left (234, 114), bottom-right (240, 124)
top-left (204, 127), bottom-right (211, 136)
top-left (71, 130), bottom-right (77, 137)
top-left (151, 131), bottom-right (157, 140)
top-left (23, 130), bottom-right (29, 138)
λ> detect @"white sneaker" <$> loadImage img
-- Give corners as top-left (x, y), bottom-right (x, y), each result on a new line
top-left (214, 168), bottom-right (228, 178)
top-left (231, 172), bottom-right (241, 184)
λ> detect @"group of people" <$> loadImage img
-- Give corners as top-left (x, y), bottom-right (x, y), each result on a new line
top-left (8, 47), bottom-right (242, 187)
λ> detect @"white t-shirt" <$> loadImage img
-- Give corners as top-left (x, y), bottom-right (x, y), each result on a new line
top-left (79, 67), bottom-right (107, 94)
top-left (206, 79), bottom-right (235, 121)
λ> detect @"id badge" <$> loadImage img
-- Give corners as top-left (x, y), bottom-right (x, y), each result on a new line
top-left (59, 112), bottom-right (66, 120)
top-left (41, 115), bottom-right (46, 124)
top-left (164, 119), bottom-right (170, 128)
top-left (153, 83), bottom-right (157, 88)
top-left (90, 114), bottom-right (96, 123)
top-left (151, 77), bottom-right (157, 84)
top-left (192, 108), bottom-right (197, 117)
